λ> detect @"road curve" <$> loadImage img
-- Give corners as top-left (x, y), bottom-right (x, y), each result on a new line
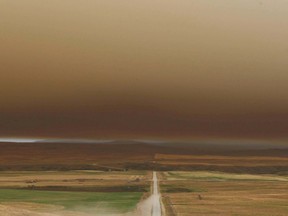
top-left (152, 171), bottom-right (161, 216)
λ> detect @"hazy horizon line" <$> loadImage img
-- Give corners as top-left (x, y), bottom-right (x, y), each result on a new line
top-left (0, 137), bottom-right (287, 148)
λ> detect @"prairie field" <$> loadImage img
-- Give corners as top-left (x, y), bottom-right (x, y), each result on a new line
top-left (0, 171), bottom-right (150, 216)
top-left (0, 170), bottom-right (150, 191)
top-left (0, 143), bottom-right (287, 215)
top-left (161, 171), bottom-right (288, 216)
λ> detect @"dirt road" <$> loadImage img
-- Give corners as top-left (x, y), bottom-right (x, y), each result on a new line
top-left (151, 171), bottom-right (161, 216)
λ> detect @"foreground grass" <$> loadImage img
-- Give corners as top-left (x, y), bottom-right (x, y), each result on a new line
top-left (0, 189), bottom-right (142, 213)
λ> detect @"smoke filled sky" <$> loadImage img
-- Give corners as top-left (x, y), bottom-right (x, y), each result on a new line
top-left (0, 0), bottom-right (288, 140)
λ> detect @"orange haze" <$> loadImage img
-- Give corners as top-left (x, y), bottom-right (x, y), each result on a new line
top-left (0, 1), bottom-right (288, 140)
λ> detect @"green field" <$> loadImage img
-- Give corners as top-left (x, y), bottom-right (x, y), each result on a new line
top-left (0, 189), bottom-right (142, 214)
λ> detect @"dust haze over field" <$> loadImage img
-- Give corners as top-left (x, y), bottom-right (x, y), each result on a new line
top-left (1, 0), bottom-right (288, 141)
top-left (1, 1), bottom-right (288, 215)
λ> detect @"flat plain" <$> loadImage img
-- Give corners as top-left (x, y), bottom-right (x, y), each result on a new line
top-left (0, 171), bottom-right (150, 216)
top-left (0, 142), bottom-right (287, 215)
top-left (161, 171), bottom-right (288, 216)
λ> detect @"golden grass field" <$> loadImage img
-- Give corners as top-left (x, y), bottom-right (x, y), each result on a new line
top-left (0, 170), bottom-right (150, 190)
top-left (1, 170), bottom-right (288, 215)
top-left (161, 171), bottom-right (288, 216)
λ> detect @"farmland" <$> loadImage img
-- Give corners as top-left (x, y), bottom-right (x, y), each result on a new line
top-left (0, 143), bottom-right (287, 215)
top-left (0, 171), bottom-right (150, 215)
top-left (161, 171), bottom-right (288, 216)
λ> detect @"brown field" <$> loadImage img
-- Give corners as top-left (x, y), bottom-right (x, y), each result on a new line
top-left (160, 171), bottom-right (288, 216)
top-left (0, 142), bottom-right (157, 166)
top-left (155, 154), bottom-right (288, 167)
top-left (0, 170), bottom-right (150, 192)
top-left (0, 142), bottom-right (287, 174)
